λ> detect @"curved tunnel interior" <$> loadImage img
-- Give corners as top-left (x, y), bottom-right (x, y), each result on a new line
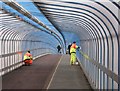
top-left (0, 0), bottom-right (120, 90)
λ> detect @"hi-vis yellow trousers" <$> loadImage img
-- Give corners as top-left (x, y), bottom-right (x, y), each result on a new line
top-left (70, 53), bottom-right (76, 65)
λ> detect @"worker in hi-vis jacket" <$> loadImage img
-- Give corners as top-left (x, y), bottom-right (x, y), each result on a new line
top-left (70, 41), bottom-right (79, 65)
top-left (24, 50), bottom-right (33, 66)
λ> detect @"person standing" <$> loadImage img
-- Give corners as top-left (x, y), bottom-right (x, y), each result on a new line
top-left (57, 45), bottom-right (61, 53)
top-left (70, 42), bottom-right (79, 65)
top-left (67, 43), bottom-right (72, 55)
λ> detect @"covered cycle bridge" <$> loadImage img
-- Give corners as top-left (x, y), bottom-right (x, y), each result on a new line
top-left (0, 0), bottom-right (120, 90)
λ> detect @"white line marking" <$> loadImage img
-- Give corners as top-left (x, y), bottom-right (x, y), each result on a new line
top-left (46, 55), bottom-right (63, 89)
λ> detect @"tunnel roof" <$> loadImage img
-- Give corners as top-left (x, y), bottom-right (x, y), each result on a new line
top-left (33, 0), bottom-right (119, 42)
top-left (1, 0), bottom-right (120, 50)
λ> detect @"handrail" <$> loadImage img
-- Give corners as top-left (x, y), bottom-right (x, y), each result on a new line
top-left (1, 47), bottom-right (55, 72)
top-left (79, 50), bottom-right (119, 84)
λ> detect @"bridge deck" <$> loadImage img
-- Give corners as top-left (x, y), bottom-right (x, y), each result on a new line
top-left (2, 54), bottom-right (92, 90)
top-left (48, 55), bottom-right (92, 90)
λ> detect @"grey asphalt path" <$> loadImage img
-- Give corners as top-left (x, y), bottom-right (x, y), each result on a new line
top-left (48, 55), bottom-right (93, 90)
top-left (2, 54), bottom-right (61, 90)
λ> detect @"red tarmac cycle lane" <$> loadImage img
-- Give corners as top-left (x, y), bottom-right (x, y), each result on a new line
top-left (2, 54), bottom-right (62, 90)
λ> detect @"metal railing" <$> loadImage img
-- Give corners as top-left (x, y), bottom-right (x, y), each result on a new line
top-left (77, 46), bottom-right (119, 89)
top-left (0, 9), bottom-right (59, 76)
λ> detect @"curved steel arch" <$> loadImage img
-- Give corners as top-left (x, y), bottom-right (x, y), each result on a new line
top-left (1, 14), bottom-right (62, 52)
top-left (37, 3), bottom-right (113, 88)
top-left (40, 6), bottom-right (110, 48)
top-left (43, 10), bottom-right (106, 42)
top-left (2, 1), bottom-right (66, 53)
top-left (36, 1), bottom-right (119, 58)
top-left (48, 12), bottom-right (105, 71)
top-left (37, 1), bottom-right (119, 74)
top-left (1, 1), bottom-right (119, 89)
top-left (36, 0), bottom-right (120, 88)
top-left (44, 10), bottom-right (106, 63)
top-left (55, 0), bottom-right (119, 25)
top-left (48, 15), bottom-right (97, 39)
top-left (92, 0), bottom-right (120, 24)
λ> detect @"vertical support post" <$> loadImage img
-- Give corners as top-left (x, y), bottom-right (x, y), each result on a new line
top-left (118, 41), bottom-right (120, 91)
top-left (0, 38), bottom-right (2, 91)
top-left (118, 1), bottom-right (120, 91)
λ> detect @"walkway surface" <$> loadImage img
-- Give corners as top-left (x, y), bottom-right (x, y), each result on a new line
top-left (48, 55), bottom-right (92, 90)
top-left (2, 54), bottom-right (61, 90)
top-left (2, 54), bottom-right (92, 90)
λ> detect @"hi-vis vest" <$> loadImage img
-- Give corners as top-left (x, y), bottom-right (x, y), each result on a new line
top-left (70, 44), bottom-right (78, 53)
top-left (24, 52), bottom-right (32, 60)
